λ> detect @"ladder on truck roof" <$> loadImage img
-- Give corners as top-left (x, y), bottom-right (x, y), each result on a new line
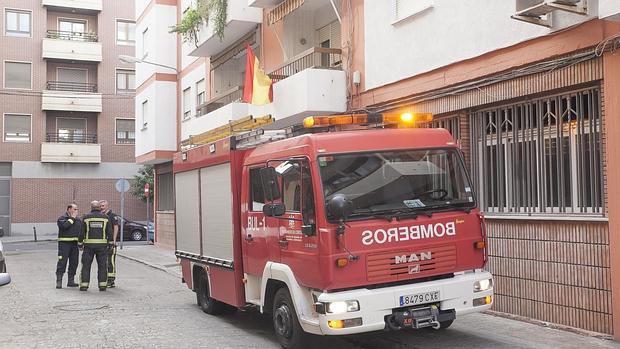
top-left (181, 114), bottom-right (275, 148)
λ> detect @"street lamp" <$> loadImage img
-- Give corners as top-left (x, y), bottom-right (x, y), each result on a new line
top-left (118, 55), bottom-right (178, 73)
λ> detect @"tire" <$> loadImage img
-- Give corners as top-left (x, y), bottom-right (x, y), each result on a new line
top-left (197, 271), bottom-right (225, 315)
top-left (272, 288), bottom-right (306, 349)
top-left (130, 229), bottom-right (144, 241)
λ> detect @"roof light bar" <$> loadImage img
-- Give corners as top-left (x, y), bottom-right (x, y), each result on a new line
top-left (302, 113), bottom-right (433, 129)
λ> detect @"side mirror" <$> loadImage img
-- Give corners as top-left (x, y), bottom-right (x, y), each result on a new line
top-left (0, 273), bottom-right (11, 286)
top-left (302, 224), bottom-right (316, 237)
top-left (263, 203), bottom-right (285, 217)
top-left (327, 194), bottom-right (353, 221)
top-left (260, 167), bottom-right (281, 201)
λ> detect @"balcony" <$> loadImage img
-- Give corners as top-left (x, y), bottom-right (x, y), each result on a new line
top-left (267, 47), bottom-right (346, 126)
top-left (248, 0), bottom-right (283, 7)
top-left (41, 0), bottom-right (102, 13)
top-left (41, 133), bottom-right (101, 163)
top-left (42, 30), bottom-right (102, 62)
top-left (189, 3), bottom-right (262, 57)
top-left (42, 81), bottom-right (102, 113)
top-left (197, 86), bottom-right (243, 116)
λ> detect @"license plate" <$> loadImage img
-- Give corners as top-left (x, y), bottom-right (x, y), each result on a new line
top-left (399, 291), bottom-right (440, 307)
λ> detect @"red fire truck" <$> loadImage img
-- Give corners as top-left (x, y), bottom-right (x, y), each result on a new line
top-left (174, 113), bottom-right (493, 349)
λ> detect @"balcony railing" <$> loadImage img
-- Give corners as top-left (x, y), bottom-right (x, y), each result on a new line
top-left (46, 81), bottom-right (98, 93)
top-left (197, 86), bottom-right (244, 116)
top-left (46, 133), bottom-right (98, 144)
top-left (46, 30), bottom-right (98, 42)
top-left (268, 47), bottom-right (342, 82)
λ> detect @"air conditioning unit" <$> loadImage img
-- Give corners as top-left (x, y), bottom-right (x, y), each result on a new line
top-left (512, 0), bottom-right (586, 27)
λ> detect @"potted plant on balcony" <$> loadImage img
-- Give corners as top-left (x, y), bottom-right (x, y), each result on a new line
top-left (169, 0), bottom-right (227, 46)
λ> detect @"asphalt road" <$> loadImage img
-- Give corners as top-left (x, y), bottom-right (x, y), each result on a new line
top-left (1, 241), bottom-right (619, 349)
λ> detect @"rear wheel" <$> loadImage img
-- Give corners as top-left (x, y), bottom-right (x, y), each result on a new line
top-left (197, 271), bottom-right (225, 315)
top-left (272, 288), bottom-right (306, 349)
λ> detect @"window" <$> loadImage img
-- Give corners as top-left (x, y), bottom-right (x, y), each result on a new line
top-left (59, 19), bottom-right (85, 34)
top-left (4, 61), bottom-right (31, 89)
top-left (4, 114), bottom-right (31, 142)
top-left (156, 172), bottom-right (174, 211)
top-left (141, 100), bottom-right (149, 128)
top-left (183, 87), bottom-right (191, 119)
top-left (142, 28), bottom-right (149, 58)
top-left (116, 69), bottom-right (135, 93)
top-left (393, 0), bottom-right (433, 23)
top-left (116, 20), bottom-right (135, 45)
top-left (249, 168), bottom-right (266, 211)
top-left (470, 87), bottom-right (603, 215)
top-left (196, 79), bottom-right (206, 108)
top-left (116, 119), bottom-right (135, 144)
top-left (56, 118), bottom-right (87, 143)
top-left (5, 9), bottom-right (31, 37)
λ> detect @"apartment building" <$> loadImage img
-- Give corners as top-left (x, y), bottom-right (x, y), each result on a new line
top-left (0, 0), bottom-right (146, 236)
top-left (136, 0), bottom-right (620, 339)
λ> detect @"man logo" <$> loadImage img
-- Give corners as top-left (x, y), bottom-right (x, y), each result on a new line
top-left (408, 264), bottom-right (420, 274)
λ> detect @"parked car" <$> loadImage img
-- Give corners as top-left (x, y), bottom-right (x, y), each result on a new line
top-left (115, 218), bottom-right (147, 241)
top-left (0, 240), bottom-right (10, 286)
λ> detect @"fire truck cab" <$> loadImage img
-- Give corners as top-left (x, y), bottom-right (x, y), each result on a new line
top-left (174, 114), bottom-right (493, 349)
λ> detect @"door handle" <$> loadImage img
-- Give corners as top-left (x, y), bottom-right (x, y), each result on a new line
top-left (245, 234), bottom-right (254, 242)
top-left (278, 239), bottom-right (289, 248)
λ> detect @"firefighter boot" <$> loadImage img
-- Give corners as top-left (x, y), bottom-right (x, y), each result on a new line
top-left (67, 276), bottom-right (78, 288)
top-left (56, 275), bottom-right (62, 289)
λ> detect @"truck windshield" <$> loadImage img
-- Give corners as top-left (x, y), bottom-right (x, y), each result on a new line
top-left (319, 148), bottom-right (475, 220)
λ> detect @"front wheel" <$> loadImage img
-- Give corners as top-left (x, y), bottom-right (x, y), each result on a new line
top-left (272, 288), bottom-right (306, 349)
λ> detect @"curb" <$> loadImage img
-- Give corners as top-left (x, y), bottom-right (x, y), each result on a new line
top-left (2, 238), bottom-right (57, 244)
top-left (116, 252), bottom-right (181, 278)
top-left (485, 310), bottom-right (614, 340)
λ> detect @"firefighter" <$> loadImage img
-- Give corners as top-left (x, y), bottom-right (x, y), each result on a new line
top-left (100, 200), bottom-right (119, 288)
top-left (78, 200), bottom-right (113, 292)
top-left (55, 203), bottom-right (81, 289)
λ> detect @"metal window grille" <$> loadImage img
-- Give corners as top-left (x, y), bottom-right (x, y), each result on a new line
top-left (470, 86), bottom-right (603, 215)
top-left (430, 115), bottom-right (460, 142)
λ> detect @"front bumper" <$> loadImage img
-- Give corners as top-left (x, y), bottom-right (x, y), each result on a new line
top-left (315, 270), bottom-right (493, 335)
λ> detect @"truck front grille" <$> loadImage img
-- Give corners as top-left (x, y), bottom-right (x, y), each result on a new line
top-left (366, 245), bottom-right (457, 282)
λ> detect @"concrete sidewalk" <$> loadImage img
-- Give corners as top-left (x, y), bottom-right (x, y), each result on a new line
top-left (116, 244), bottom-right (181, 277)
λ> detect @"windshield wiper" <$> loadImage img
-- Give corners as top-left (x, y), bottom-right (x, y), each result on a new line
top-left (420, 202), bottom-right (474, 214)
top-left (350, 207), bottom-right (419, 222)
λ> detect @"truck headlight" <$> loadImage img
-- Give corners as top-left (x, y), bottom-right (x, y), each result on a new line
top-left (326, 300), bottom-right (359, 314)
top-left (474, 279), bottom-right (493, 292)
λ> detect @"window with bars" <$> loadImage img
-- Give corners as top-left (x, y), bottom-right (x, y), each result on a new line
top-left (116, 119), bottom-right (135, 144)
top-left (470, 87), bottom-right (603, 215)
top-left (4, 114), bottom-right (31, 142)
top-left (5, 9), bottom-right (31, 37)
top-left (430, 115), bottom-right (460, 143)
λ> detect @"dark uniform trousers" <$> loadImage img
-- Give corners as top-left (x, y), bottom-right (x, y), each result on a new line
top-left (56, 241), bottom-right (79, 278)
top-left (80, 244), bottom-right (108, 289)
top-left (107, 246), bottom-right (117, 282)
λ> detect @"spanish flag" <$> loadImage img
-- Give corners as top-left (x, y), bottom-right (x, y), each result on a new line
top-left (242, 44), bottom-right (273, 105)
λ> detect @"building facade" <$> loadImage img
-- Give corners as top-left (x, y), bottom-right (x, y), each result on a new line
top-left (0, 0), bottom-right (146, 236)
top-left (135, 0), bottom-right (620, 338)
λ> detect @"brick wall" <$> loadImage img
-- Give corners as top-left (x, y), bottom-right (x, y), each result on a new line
top-left (155, 211), bottom-right (175, 250)
top-left (11, 178), bottom-right (147, 223)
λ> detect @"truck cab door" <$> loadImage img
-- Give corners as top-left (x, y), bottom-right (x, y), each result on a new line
top-left (277, 160), bottom-right (320, 287)
top-left (242, 167), bottom-right (281, 277)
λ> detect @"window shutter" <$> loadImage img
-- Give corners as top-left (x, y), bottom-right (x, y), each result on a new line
top-left (58, 68), bottom-right (88, 83)
top-left (5, 62), bottom-right (31, 89)
top-left (117, 119), bottom-right (134, 132)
